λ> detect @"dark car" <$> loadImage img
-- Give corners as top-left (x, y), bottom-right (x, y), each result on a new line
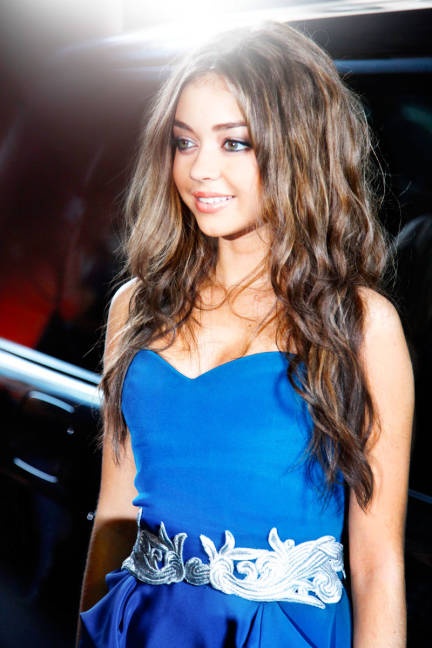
top-left (0, 3), bottom-right (431, 646)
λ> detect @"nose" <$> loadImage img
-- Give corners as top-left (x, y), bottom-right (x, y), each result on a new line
top-left (189, 146), bottom-right (220, 181)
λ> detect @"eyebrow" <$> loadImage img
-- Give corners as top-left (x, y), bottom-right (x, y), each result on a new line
top-left (173, 119), bottom-right (248, 132)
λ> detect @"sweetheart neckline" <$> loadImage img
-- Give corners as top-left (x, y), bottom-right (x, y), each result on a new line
top-left (139, 349), bottom-right (289, 381)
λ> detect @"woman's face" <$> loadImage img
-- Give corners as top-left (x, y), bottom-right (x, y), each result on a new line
top-left (172, 74), bottom-right (263, 240)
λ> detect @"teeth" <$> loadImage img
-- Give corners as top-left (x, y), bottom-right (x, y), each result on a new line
top-left (197, 196), bottom-right (232, 205)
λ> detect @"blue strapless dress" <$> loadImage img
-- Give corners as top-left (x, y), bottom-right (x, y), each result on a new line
top-left (80, 350), bottom-right (352, 647)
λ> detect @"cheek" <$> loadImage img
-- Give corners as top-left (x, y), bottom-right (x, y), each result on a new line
top-left (234, 156), bottom-right (261, 193)
top-left (245, 169), bottom-right (262, 199)
top-left (172, 153), bottom-right (189, 193)
top-left (172, 154), bottom-right (185, 192)
top-left (172, 157), bottom-right (179, 190)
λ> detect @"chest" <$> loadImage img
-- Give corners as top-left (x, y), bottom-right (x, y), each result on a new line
top-left (156, 293), bottom-right (280, 379)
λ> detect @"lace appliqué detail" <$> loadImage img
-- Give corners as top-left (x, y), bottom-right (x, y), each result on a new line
top-left (122, 522), bottom-right (345, 608)
top-left (122, 522), bottom-right (210, 586)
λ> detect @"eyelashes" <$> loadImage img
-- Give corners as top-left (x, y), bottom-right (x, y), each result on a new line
top-left (222, 139), bottom-right (252, 152)
top-left (172, 136), bottom-right (252, 153)
top-left (172, 137), bottom-right (194, 152)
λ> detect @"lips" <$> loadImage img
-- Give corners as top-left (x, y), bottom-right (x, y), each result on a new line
top-left (191, 192), bottom-right (234, 213)
top-left (197, 196), bottom-right (231, 205)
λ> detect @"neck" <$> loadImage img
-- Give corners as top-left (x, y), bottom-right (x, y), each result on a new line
top-left (214, 227), bottom-right (271, 289)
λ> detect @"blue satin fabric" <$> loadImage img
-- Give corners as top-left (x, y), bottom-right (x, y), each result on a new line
top-left (80, 350), bottom-right (352, 647)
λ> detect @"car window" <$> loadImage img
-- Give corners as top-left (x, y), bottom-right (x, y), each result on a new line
top-left (342, 68), bottom-right (432, 233)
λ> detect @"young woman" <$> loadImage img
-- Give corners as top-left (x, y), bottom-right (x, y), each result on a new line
top-left (78, 21), bottom-right (413, 647)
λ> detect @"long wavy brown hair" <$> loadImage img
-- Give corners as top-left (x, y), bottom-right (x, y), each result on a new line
top-left (101, 22), bottom-right (388, 509)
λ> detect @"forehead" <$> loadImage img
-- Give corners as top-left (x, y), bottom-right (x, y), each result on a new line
top-left (174, 73), bottom-right (245, 124)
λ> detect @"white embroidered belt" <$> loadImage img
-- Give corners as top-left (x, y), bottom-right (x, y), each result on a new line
top-left (122, 521), bottom-right (345, 608)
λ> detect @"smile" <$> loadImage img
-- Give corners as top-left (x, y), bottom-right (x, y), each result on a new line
top-left (196, 195), bottom-right (233, 205)
top-left (192, 193), bottom-right (234, 214)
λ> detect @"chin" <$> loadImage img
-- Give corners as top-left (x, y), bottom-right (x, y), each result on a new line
top-left (194, 218), bottom-right (262, 241)
top-left (197, 227), bottom-right (248, 240)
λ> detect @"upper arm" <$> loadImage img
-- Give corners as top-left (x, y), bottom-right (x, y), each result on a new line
top-left (349, 289), bottom-right (414, 574)
top-left (103, 278), bottom-right (136, 370)
top-left (96, 278), bottom-right (139, 522)
top-left (78, 280), bottom-right (139, 612)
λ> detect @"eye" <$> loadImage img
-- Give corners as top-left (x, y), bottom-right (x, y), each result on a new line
top-left (173, 137), bottom-right (195, 152)
top-left (223, 139), bottom-right (252, 152)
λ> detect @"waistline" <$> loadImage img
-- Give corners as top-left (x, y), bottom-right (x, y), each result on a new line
top-left (122, 520), bottom-right (345, 608)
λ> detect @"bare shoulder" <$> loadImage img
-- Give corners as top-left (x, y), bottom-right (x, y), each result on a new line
top-left (357, 287), bottom-right (413, 407)
top-left (359, 287), bottom-right (401, 330)
top-left (104, 278), bottom-right (138, 364)
top-left (108, 278), bottom-right (137, 324)
top-left (358, 287), bottom-right (407, 354)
